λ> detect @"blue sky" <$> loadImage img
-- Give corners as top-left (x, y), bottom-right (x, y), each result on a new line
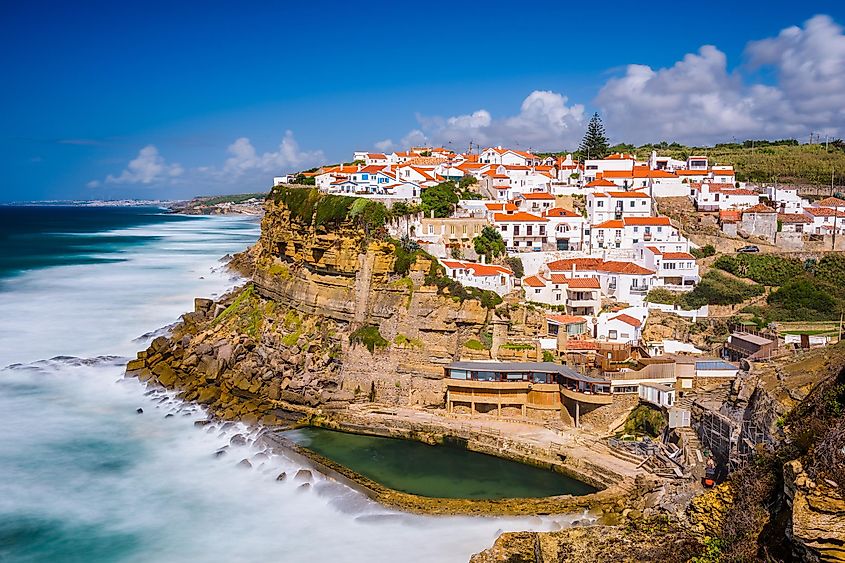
top-left (2, 1), bottom-right (844, 202)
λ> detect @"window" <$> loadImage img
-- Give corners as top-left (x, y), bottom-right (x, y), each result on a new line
top-left (629, 201), bottom-right (635, 208)
top-left (450, 225), bottom-right (455, 235)
top-left (597, 201), bottom-right (604, 207)
top-left (526, 226), bottom-right (533, 236)
top-left (428, 225), bottom-right (433, 234)
top-left (500, 225), bottom-right (507, 231)
top-left (555, 294), bottom-right (561, 301)
top-left (462, 225), bottom-right (467, 234)
top-left (535, 288), bottom-right (541, 294)
top-left (539, 225), bottom-right (545, 236)
top-left (608, 330), bottom-right (618, 339)
top-left (514, 225), bottom-right (520, 236)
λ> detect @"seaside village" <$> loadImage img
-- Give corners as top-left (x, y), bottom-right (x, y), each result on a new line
top-left (273, 146), bottom-right (845, 466)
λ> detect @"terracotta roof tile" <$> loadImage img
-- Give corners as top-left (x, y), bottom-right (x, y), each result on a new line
top-left (612, 313), bottom-right (642, 327)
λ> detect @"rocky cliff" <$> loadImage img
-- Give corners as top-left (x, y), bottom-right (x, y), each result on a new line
top-left (128, 187), bottom-right (546, 423)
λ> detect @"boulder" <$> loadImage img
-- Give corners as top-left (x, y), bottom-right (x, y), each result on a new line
top-left (150, 336), bottom-right (170, 354)
top-left (275, 472), bottom-right (287, 481)
top-left (125, 358), bottom-right (146, 373)
top-left (194, 298), bottom-right (213, 312)
top-left (238, 459), bottom-right (252, 469)
top-left (217, 344), bottom-right (234, 366)
top-left (294, 469), bottom-right (313, 482)
top-left (152, 363), bottom-right (178, 387)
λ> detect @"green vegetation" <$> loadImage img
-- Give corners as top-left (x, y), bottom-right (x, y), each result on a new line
top-left (623, 405), bottom-right (666, 438)
top-left (501, 343), bottom-right (534, 351)
top-left (421, 181), bottom-right (460, 218)
top-left (195, 192), bottom-right (266, 206)
top-left (269, 186), bottom-right (388, 233)
top-left (211, 284), bottom-right (267, 338)
top-left (458, 175), bottom-right (477, 190)
top-left (681, 270), bottom-right (765, 309)
top-left (394, 334), bottom-right (424, 349)
top-left (505, 256), bottom-right (524, 278)
top-left (473, 226), bottom-right (507, 261)
top-left (425, 265), bottom-right (503, 309)
top-left (293, 173), bottom-right (315, 185)
top-left (391, 236), bottom-right (429, 276)
top-left (713, 254), bottom-right (804, 286)
top-left (612, 140), bottom-right (845, 185)
top-left (349, 325), bottom-right (389, 353)
top-left (644, 287), bottom-right (681, 306)
top-left (542, 350), bottom-right (555, 362)
top-left (712, 253), bottom-right (845, 321)
top-left (690, 244), bottom-right (716, 259)
top-left (577, 113), bottom-right (609, 159)
top-left (463, 339), bottom-right (486, 351)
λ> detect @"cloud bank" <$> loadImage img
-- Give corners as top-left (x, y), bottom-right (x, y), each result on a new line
top-left (386, 15), bottom-right (845, 150)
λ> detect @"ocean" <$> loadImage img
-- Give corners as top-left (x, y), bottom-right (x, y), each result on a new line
top-left (0, 206), bottom-right (575, 563)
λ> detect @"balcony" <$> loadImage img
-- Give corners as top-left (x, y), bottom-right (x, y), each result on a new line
top-left (643, 233), bottom-right (653, 241)
top-left (630, 286), bottom-right (649, 295)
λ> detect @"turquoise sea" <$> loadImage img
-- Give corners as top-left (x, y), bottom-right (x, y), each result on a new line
top-left (0, 206), bottom-right (580, 563)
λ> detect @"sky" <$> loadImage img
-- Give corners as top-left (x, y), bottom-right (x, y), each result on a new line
top-left (2, 1), bottom-right (845, 202)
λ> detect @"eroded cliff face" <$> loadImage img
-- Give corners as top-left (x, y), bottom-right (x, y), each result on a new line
top-left (127, 191), bottom-right (546, 422)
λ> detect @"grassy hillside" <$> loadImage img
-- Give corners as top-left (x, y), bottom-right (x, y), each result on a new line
top-left (612, 141), bottom-right (845, 186)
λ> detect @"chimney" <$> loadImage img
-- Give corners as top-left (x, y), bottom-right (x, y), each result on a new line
top-left (480, 254), bottom-right (487, 265)
top-left (357, 164), bottom-right (362, 172)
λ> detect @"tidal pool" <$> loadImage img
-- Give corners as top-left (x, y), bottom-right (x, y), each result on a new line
top-left (284, 427), bottom-right (597, 499)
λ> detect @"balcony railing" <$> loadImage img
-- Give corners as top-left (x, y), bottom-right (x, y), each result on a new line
top-left (630, 286), bottom-right (649, 294)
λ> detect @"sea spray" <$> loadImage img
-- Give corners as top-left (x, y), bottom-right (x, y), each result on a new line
top-left (0, 208), bottom-right (583, 562)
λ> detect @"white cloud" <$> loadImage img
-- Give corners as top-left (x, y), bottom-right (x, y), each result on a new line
top-left (374, 139), bottom-right (394, 152)
top-left (400, 91), bottom-right (586, 151)
top-left (222, 130), bottom-right (325, 176)
top-left (595, 15), bottom-right (845, 144)
top-left (102, 145), bottom-right (184, 185)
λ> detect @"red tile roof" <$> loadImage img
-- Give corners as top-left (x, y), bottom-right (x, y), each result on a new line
top-left (599, 261), bottom-right (656, 275)
top-left (594, 191), bottom-right (651, 198)
top-left (565, 276), bottom-right (601, 288)
top-left (485, 202), bottom-right (518, 212)
top-left (778, 213), bottom-right (811, 224)
top-left (544, 207), bottom-right (580, 218)
top-left (593, 219), bottom-right (625, 229)
top-left (523, 275), bottom-right (546, 287)
top-left (547, 314), bottom-right (587, 325)
top-left (585, 178), bottom-right (617, 187)
top-left (743, 203), bottom-right (776, 214)
top-left (817, 197), bottom-right (845, 207)
top-left (612, 313), bottom-right (642, 327)
top-left (662, 252), bottom-right (695, 260)
top-left (493, 212), bottom-right (547, 222)
top-left (623, 216), bottom-right (671, 226)
top-left (546, 258), bottom-right (604, 271)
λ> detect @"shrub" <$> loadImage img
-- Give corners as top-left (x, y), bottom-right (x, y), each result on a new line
top-left (645, 287), bottom-right (681, 305)
top-left (623, 405), bottom-right (666, 437)
top-left (542, 350), bottom-right (555, 362)
top-left (713, 254), bottom-right (803, 286)
top-left (505, 256), bottom-right (524, 278)
top-left (690, 244), bottom-right (716, 259)
top-left (681, 271), bottom-right (764, 308)
top-left (349, 325), bottom-right (388, 353)
top-left (473, 226), bottom-right (507, 260)
top-left (463, 339), bottom-right (486, 351)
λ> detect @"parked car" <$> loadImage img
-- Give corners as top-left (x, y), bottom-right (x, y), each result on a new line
top-left (737, 245), bottom-right (760, 253)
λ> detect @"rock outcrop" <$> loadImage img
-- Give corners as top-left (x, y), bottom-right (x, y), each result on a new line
top-left (128, 188), bottom-right (549, 422)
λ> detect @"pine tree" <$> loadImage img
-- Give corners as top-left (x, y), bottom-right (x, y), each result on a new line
top-left (578, 113), bottom-right (609, 159)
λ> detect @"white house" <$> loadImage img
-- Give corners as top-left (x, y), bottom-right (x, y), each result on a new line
top-left (582, 153), bottom-right (635, 184)
top-left (767, 186), bottom-right (805, 214)
top-left (522, 273), bottom-right (601, 316)
top-left (591, 216), bottom-right (680, 251)
top-left (493, 211), bottom-right (549, 251)
top-left (597, 311), bottom-right (644, 343)
top-left (803, 207), bottom-right (845, 235)
top-left (692, 183), bottom-right (760, 212)
top-left (544, 258), bottom-right (657, 305)
top-left (515, 192), bottom-right (556, 213)
top-left (365, 153), bottom-right (389, 166)
top-left (639, 246), bottom-right (699, 291)
top-left (586, 191), bottom-right (651, 224)
top-left (544, 207), bottom-right (587, 251)
top-left (479, 147), bottom-right (539, 166)
top-left (441, 260), bottom-right (515, 296)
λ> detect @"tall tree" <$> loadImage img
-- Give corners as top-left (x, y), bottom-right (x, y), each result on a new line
top-left (578, 113), bottom-right (609, 159)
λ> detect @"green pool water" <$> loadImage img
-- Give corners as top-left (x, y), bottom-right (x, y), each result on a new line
top-left (283, 427), bottom-right (597, 499)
